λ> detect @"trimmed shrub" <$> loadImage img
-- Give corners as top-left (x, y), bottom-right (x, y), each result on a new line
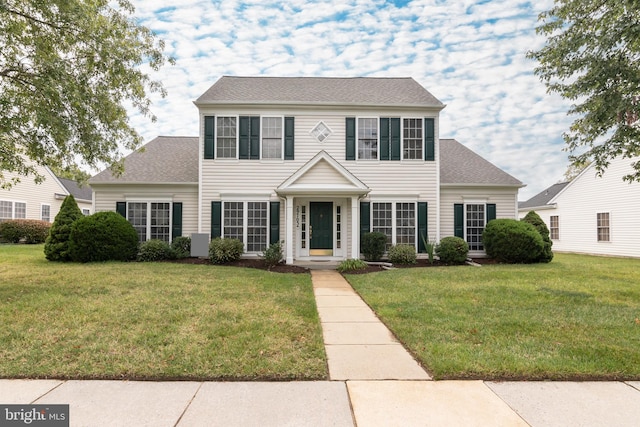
top-left (483, 219), bottom-right (544, 264)
top-left (336, 258), bottom-right (368, 273)
top-left (68, 211), bottom-right (139, 262)
top-left (45, 195), bottom-right (84, 261)
top-left (0, 219), bottom-right (51, 244)
top-left (171, 236), bottom-right (191, 259)
top-left (209, 238), bottom-right (244, 264)
top-left (521, 210), bottom-right (554, 263)
top-left (137, 239), bottom-right (175, 262)
top-left (361, 232), bottom-right (387, 261)
top-left (436, 236), bottom-right (469, 264)
top-left (388, 244), bottom-right (417, 265)
top-left (262, 241), bottom-right (283, 268)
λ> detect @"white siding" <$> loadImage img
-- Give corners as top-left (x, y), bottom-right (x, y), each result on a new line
top-left (0, 164), bottom-right (67, 222)
top-left (91, 184), bottom-right (199, 238)
top-left (521, 157), bottom-right (640, 258)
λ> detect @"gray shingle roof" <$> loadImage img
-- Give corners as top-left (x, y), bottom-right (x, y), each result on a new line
top-left (518, 182), bottom-right (569, 209)
top-left (57, 177), bottom-right (93, 201)
top-left (195, 76), bottom-right (445, 108)
top-left (440, 139), bottom-right (523, 187)
top-left (89, 136), bottom-right (199, 184)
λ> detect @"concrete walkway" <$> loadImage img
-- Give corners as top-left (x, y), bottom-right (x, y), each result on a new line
top-left (2, 271), bottom-right (640, 426)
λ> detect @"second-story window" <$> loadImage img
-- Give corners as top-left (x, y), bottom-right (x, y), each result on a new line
top-left (358, 118), bottom-right (378, 159)
top-left (262, 117), bottom-right (282, 159)
top-left (217, 117), bottom-right (237, 158)
top-left (403, 118), bottom-right (423, 159)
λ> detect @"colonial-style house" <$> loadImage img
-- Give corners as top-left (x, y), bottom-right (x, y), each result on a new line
top-left (1, 163), bottom-right (93, 223)
top-left (519, 156), bottom-right (640, 258)
top-left (90, 76), bottom-right (523, 263)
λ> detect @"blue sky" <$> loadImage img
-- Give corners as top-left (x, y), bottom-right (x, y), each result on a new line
top-left (129, 0), bottom-right (572, 200)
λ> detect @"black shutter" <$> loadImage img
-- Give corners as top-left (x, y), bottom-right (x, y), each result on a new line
top-left (172, 202), bottom-right (182, 239)
top-left (390, 118), bottom-right (401, 161)
top-left (425, 118), bottom-right (435, 161)
top-left (211, 201), bottom-right (222, 238)
top-left (284, 117), bottom-right (295, 160)
top-left (250, 116), bottom-right (260, 160)
top-left (380, 118), bottom-right (390, 160)
top-left (454, 204), bottom-right (464, 238)
top-left (346, 117), bottom-right (356, 160)
top-left (116, 202), bottom-right (126, 218)
top-left (239, 116), bottom-right (250, 159)
top-left (418, 202), bottom-right (428, 253)
top-left (486, 204), bottom-right (496, 223)
top-left (270, 202), bottom-right (280, 245)
top-left (360, 202), bottom-right (370, 250)
top-left (204, 116), bottom-right (215, 159)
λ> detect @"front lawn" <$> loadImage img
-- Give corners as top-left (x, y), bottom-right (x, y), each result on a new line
top-left (346, 253), bottom-right (640, 380)
top-left (0, 244), bottom-right (326, 380)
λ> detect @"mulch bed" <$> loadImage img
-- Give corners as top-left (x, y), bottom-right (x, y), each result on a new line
top-left (171, 256), bottom-right (498, 274)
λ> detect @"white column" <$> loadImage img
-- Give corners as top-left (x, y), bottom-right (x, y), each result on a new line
top-left (351, 196), bottom-right (359, 259)
top-left (285, 196), bottom-right (294, 264)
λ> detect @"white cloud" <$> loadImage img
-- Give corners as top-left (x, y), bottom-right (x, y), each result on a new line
top-left (125, 0), bottom-right (574, 200)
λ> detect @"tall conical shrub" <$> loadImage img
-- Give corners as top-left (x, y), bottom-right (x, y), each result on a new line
top-left (44, 195), bottom-right (84, 261)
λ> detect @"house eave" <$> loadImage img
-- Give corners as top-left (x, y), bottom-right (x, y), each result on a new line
top-left (193, 100), bottom-right (446, 111)
top-left (518, 204), bottom-right (557, 212)
top-left (89, 181), bottom-right (198, 186)
top-left (276, 187), bottom-right (371, 196)
top-left (440, 183), bottom-right (525, 189)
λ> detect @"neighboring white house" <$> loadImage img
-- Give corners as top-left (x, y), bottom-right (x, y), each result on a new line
top-left (1, 163), bottom-right (93, 223)
top-left (519, 156), bottom-right (640, 258)
top-left (90, 76), bottom-right (523, 263)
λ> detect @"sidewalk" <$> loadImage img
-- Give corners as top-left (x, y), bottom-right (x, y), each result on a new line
top-left (1, 271), bottom-right (639, 426)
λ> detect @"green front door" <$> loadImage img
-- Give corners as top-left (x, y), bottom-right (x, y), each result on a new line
top-left (310, 202), bottom-right (333, 255)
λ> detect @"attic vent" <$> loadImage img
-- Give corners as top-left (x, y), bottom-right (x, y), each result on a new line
top-left (311, 121), bottom-right (331, 143)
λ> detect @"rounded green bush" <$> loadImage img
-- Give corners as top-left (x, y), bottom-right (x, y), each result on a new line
top-left (209, 237), bottom-right (244, 264)
top-left (521, 210), bottom-right (554, 263)
top-left (68, 211), bottom-right (139, 262)
top-left (171, 236), bottom-right (191, 259)
top-left (0, 219), bottom-right (50, 244)
top-left (361, 232), bottom-right (387, 261)
top-left (138, 239), bottom-right (175, 262)
top-left (388, 244), bottom-right (417, 265)
top-left (436, 236), bottom-right (469, 264)
top-left (483, 219), bottom-right (544, 264)
top-left (45, 195), bottom-right (84, 261)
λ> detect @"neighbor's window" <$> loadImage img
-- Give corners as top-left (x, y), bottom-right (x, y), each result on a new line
top-left (14, 202), bottom-right (26, 219)
top-left (0, 201), bottom-right (13, 222)
top-left (262, 117), bottom-right (282, 159)
top-left (358, 118), bottom-right (378, 159)
top-left (82, 209), bottom-right (91, 216)
top-left (216, 116), bottom-right (237, 158)
top-left (403, 118), bottom-right (423, 159)
top-left (41, 204), bottom-right (51, 222)
top-left (466, 204), bottom-right (485, 251)
top-left (549, 216), bottom-right (559, 240)
top-left (597, 212), bottom-right (610, 242)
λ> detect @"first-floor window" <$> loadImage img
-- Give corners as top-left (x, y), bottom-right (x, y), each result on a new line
top-left (41, 204), bottom-right (51, 222)
top-left (223, 201), bottom-right (269, 252)
top-left (82, 209), bottom-right (91, 216)
top-left (466, 204), bottom-right (485, 251)
top-left (597, 212), bottom-right (610, 242)
top-left (372, 202), bottom-right (416, 248)
top-left (127, 202), bottom-right (171, 242)
top-left (549, 216), bottom-right (559, 240)
top-left (0, 200), bottom-right (26, 222)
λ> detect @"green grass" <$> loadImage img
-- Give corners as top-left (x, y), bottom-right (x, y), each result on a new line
top-left (346, 254), bottom-right (640, 381)
top-left (0, 244), bottom-right (326, 380)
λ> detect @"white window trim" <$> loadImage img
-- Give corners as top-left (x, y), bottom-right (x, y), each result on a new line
top-left (463, 202), bottom-right (487, 252)
top-left (260, 115), bottom-right (285, 161)
top-left (125, 201), bottom-right (173, 242)
top-left (596, 212), bottom-right (611, 243)
top-left (222, 200), bottom-right (270, 253)
top-left (40, 203), bottom-right (51, 222)
top-left (216, 115), bottom-right (240, 160)
top-left (371, 201), bottom-right (418, 250)
top-left (0, 199), bottom-right (28, 220)
top-left (401, 117), bottom-right (425, 161)
top-left (356, 116), bottom-right (379, 161)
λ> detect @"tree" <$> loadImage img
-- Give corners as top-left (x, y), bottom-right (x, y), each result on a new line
top-left (529, 1), bottom-right (640, 182)
top-left (44, 195), bottom-right (84, 261)
top-left (0, 0), bottom-right (173, 189)
top-left (521, 211), bottom-right (554, 263)
top-left (563, 158), bottom-right (591, 181)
